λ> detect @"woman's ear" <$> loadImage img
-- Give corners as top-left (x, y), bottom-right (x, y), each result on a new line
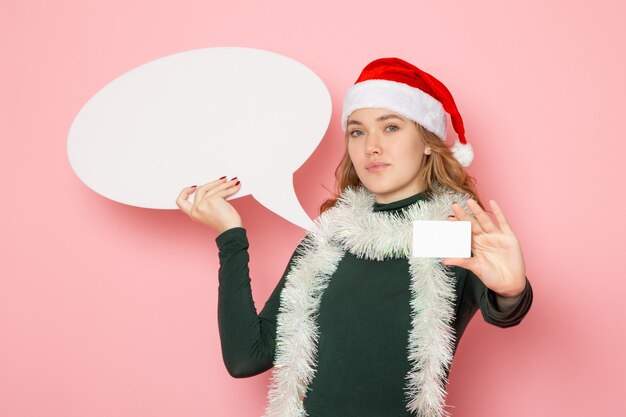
top-left (424, 147), bottom-right (432, 155)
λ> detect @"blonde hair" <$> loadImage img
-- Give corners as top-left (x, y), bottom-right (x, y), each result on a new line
top-left (320, 123), bottom-right (482, 213)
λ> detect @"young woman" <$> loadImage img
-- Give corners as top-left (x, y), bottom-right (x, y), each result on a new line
top-left (177, 57), bottom-right (533, 417)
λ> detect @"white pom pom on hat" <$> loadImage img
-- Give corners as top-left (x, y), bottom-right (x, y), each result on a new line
top-left (342, 58), bottom-right (474, 167)
top-left (450, 141), bottom-right (474, 167)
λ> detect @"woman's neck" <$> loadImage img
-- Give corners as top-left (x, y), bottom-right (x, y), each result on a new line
top-left (372, 189), bottom-right (431, 212)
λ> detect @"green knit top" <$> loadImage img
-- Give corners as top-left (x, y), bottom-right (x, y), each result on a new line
top-left (215, 190), bottom-right (533, 417)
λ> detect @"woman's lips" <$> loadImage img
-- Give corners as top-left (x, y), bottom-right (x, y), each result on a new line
top-left (365, 161), bottom-right (389, 172)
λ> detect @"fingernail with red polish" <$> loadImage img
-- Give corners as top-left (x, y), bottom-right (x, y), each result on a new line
top-left (190, 185), bottom-right (197, 188)
top-left (235, 181), bottom-right (240, 186)
top-left (219, 176), bottom-right (226, 180)
top-left (231, 177), bottom-right (238, 181)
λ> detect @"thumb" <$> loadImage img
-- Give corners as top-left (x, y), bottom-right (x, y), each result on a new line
top-left (176, 186), bottom-right (197, 214)
top-left (442, 257), bottom-right (475, 271)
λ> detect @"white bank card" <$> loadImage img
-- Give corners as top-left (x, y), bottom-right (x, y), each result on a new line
top-left (412, 221), bottom-right (472, 258)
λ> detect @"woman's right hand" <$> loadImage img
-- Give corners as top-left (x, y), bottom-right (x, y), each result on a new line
top-left (176, 177), bottom-right (243, 233)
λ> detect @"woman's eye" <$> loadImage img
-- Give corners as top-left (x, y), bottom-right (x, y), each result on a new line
top-left (349, 130), bottom-right (364, 137)
top-left (385, 125), bottom-right (399, 132)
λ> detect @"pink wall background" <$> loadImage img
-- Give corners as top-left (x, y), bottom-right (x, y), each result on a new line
top-left (2, 0), bottom-right (625, 416)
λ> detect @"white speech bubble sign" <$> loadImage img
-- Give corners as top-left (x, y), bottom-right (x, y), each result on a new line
top-left (67, 47), bottom-right (332, 230)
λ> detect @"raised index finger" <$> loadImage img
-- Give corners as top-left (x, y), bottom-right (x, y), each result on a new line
top-left (452, 201), bottom-right (483, 234)
top-left (466, 199), bottom-right (498, 233)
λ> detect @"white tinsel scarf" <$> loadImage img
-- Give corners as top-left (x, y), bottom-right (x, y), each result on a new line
top-left (263, 186), bottom-right (469, 417)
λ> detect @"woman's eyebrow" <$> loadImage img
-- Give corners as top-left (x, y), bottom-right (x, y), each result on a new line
top-left (347, 114), bottom-right (405, 126)
top-left (376, 114), bottom-right (405, 122)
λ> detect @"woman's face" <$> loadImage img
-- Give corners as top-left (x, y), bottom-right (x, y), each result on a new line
top-left (347, 108), bottom-right (431, 203)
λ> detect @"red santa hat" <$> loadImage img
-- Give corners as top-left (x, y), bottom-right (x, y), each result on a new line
top-left (341, 57), bottom-right (474, 167)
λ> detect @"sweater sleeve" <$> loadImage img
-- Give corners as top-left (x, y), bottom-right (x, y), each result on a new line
top-left (467, 271), bottom-right (534, 328)
top-left (215, 227), bottom-right (302, 378)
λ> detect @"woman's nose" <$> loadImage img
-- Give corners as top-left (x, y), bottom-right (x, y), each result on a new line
top-left (365, 132), bottom-right (382, 156)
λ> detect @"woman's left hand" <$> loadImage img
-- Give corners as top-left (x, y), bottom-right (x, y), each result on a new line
top-left (443, 199), bottom-right (527, 297)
